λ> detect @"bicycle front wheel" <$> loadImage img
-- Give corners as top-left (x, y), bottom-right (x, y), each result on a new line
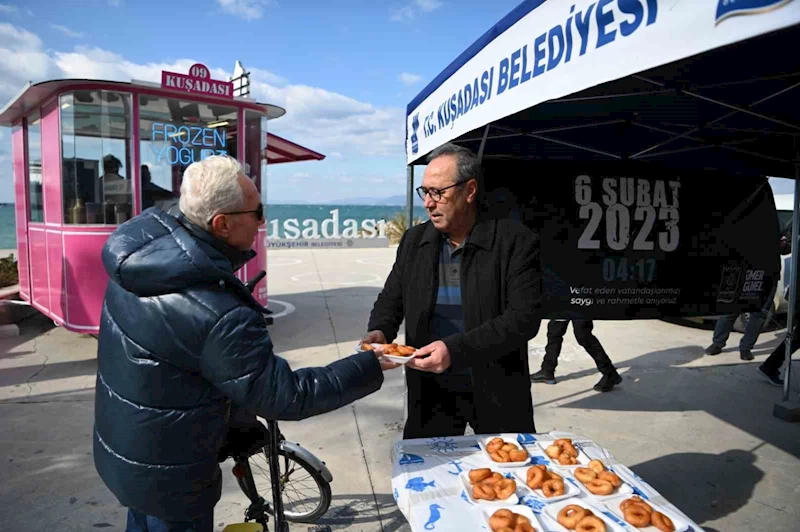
top-left (237, 447), bottom-right (332, 524)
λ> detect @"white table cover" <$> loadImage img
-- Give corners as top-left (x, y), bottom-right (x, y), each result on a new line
top-left (390, 431), bottom-right (703, 531)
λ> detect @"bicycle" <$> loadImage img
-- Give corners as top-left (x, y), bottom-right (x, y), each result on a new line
top-left (218, 270), bottom-right (334, 531)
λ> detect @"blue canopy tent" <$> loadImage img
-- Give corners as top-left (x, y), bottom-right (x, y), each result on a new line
top-left (403, 0), bottom-right (800, 418)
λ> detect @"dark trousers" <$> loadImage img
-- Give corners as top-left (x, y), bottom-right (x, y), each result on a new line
top-left (403, 375), bottom-right (477, 439)
top-left (126, 508), bottom-right (213, 532)
top-left (541, 320), bottom-right (616, 376)
top-left (762, 321), bottom-right (800, 375)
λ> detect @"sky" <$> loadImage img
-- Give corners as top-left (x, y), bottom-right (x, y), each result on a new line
top-left (0, 0), bottom-right (796, 204)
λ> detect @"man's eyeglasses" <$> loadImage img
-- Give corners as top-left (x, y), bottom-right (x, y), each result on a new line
top-left (207, 203), bottom-right (264, 226)
top-left (416, 181), bottom-right (468, 202)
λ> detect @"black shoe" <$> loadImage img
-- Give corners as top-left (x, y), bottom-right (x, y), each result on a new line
top-left (594, 372), bottom-right (622, 392)
top-left (740, 350), bottom-right (754, 361)
top-left (530, 369), bottom-right (556, 384)
top-left (705, 344), bottom-right (723, 356)
top-left (758, 365), bottom-right (783, 387)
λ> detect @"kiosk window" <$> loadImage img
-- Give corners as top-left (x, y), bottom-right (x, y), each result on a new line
top-left (26, 111), bottom-right (43, 223)
top-left (244, 110), bottom-right (267, 203)
top-left (138, 96), bottom-right (238, 211)
top-left (61, 90), bottom-right (133, 225)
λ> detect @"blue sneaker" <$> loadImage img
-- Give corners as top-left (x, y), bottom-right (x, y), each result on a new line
top-left (530, 370), bottom-right (556, 385)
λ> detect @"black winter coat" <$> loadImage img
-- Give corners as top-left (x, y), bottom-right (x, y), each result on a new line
top-left (368, 216), bottom-right (542, 435)
top-left (93, 208), bottom-right (383, 522)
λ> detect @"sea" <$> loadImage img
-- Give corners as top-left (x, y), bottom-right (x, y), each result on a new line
top-left (0, 204), bottom-right (428, 248)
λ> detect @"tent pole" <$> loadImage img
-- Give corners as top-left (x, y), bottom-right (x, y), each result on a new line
top-left (774, 158), bottom-right (800, 422)
top-left (406, 165), bottom-right (414, 230)
top-left (477, 125), bottom-right (491, 162)
top-left (784, 161), bottom-right (800, 402)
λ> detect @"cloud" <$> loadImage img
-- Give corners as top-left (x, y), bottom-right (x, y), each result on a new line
top-left (50, 24), bottom-right (84, 39)
top-left (216, 0), bottom-right (276, 21)
top-left (416, 0), bottom-right (443, 12)
top-left (391, 0), bottom-right (442, 21)
top-left (390, 6), bottom-right (415, 21)
top-left (399, 72), bottom-right (422, 86)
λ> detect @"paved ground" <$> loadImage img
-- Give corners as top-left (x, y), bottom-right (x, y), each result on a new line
top-left (1, 247), bottom-right (799, 532)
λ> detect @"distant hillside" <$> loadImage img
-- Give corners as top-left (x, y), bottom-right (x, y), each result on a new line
top-left (324, 195), bottom-right (423, 206)
top-left (267, 196), bottom-right (423, 206)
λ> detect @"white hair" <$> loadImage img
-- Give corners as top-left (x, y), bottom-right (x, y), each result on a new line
top-left (179, 155), bottom-right (245, 229)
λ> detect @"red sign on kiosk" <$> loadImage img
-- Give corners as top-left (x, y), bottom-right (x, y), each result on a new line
top-left (161, 63), bottom-right (233, 99)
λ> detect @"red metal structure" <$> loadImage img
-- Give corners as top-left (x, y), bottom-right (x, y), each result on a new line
top-left (0, 64), bottom-right (324, 333)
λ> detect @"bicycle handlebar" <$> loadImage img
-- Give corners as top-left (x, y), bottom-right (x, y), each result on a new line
top-left (245, 270), bottom-right (266, 294)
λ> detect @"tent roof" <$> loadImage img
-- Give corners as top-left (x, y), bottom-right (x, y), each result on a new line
top-left (405, 0), bottom-right (800, 176)
top-left (265, 133), bottom-right (325, 164)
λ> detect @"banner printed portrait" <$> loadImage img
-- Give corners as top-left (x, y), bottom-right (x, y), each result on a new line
top-left (481, 161), bottom-right (781, 320)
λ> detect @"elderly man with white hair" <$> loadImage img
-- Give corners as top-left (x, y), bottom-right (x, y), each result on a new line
top-left (93, 155), bottom-right (397, 532)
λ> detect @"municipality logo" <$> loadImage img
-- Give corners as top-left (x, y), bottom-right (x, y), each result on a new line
top-left (410, 113), bottom-right (420, 154)
top-left (716, 0), bottom-right (794, 24)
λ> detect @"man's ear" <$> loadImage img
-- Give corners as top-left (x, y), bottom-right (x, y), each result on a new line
top-left (210, 214), bottom-right (230, 237)
top-left (465, 179), bottom-right (478, 204)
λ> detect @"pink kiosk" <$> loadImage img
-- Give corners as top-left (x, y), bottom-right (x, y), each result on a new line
top-left (0, 63), bottom-right (324, 333)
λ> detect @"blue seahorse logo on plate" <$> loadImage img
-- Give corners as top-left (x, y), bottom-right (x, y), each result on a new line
top-left (406, 476), bottom-right (436, 492)
top-left (529, 456), bottom-right (551, 466)
top-left (602, 511), bottom-right (626, 527)
top-left (520, 495), bottom-right (545, 514)
top-left (399, 453), bottom-right (425, 465)
top-left (460, 490), bottom-right (473, 505)
top-left (424, 503), bottom-right (444, 530)
top-left (716, 0), bottom-right (794, 25)
top-left (632, 486), bottom-right (649, 499)
top-left (518, 433), bottom-right (537, 444)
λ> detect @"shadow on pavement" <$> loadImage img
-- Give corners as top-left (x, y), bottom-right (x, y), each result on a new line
top-left (0, 358), bottom-right (97, 388)
top-left (548, 343), bottom-right (800, 458)
top-left (309, 493), bottom-right (407, 531)
top-left (0, 312), bottom-right (57, 356)
top-left (631, 449), bottom-right (763, 527)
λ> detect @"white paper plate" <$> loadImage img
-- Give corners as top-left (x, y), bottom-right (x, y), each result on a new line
top-left (535, 440), bottom-right (590, 468)
top-left (459, 471), bottom-right (520, 506)
top-left (354, 342), bottom-right (417, 365)
top-left (542, 498), bottom-right (628, 532)
top-left (602, 494), bottom-right (691, 532)
top-left (481, 505), bottom-right (545, 532)
top-left (566, 471), bottom-right (634, 502)
top-left (511, 467), bottom-right (581, 504)
top-left (478, 435), bottom-right (532, 468)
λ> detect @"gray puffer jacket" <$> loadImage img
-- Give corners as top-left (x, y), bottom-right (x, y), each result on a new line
top-left (93, 208), bottom-right (383, 521)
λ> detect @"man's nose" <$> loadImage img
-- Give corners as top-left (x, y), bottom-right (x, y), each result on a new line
top-left (423, 194), bottom-right (436, 209)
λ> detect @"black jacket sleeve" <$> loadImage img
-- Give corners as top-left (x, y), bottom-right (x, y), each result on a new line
top-left (443, 228), bottom-right (542, 369)
top-left (367, 230), bottom-right (408, 342)
top-left (201, 307), bottom-right (384, 421)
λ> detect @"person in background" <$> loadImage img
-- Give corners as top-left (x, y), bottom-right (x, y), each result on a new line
top-left (94, 155), bottom-right (398, 532)
top-left (530, 320), bottom-right (623, 392)
top-left (705, 232), bottom-right (789, 361)
top-left (140, 164), bottom-right (174, 210)
top-left (362, 143), bottom-right (542, 439)
top-left (704, 285), bottom-right (777, 361)
top-left (759, 232), bottom-right (796, 386)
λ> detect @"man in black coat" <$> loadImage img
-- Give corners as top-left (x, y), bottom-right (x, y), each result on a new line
top-left (94, 155), bottom-right (397, 532)
top-left (363, 143), bottom-right (542, 439)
